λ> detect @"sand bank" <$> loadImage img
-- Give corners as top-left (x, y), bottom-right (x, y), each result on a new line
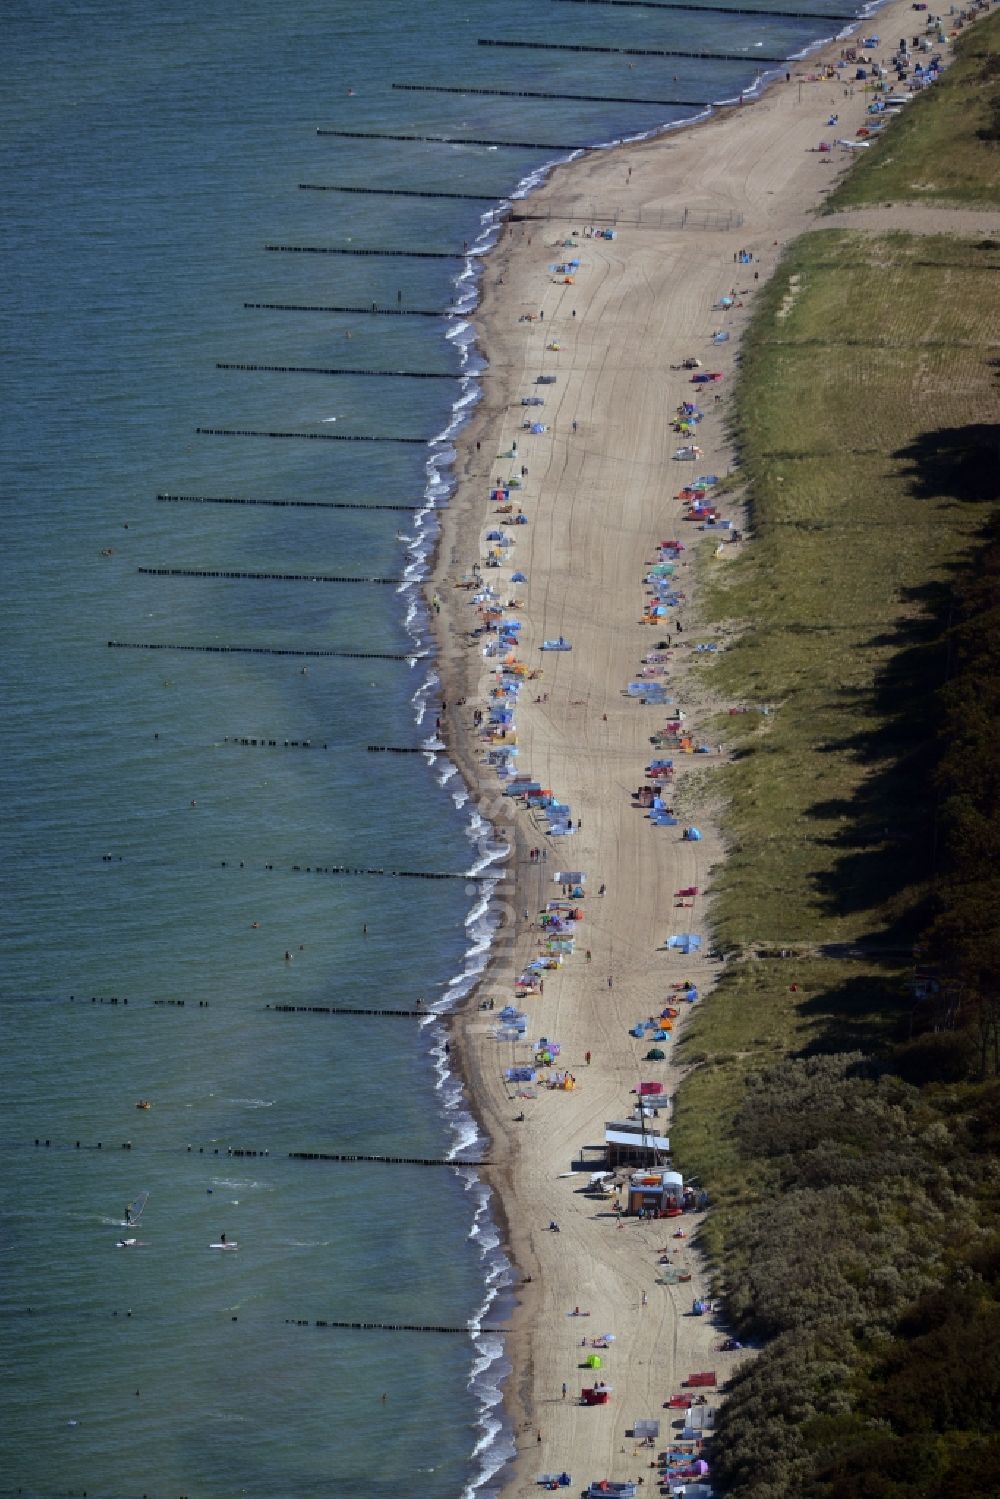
top-left (430, 1), bottom-right (955, 1490)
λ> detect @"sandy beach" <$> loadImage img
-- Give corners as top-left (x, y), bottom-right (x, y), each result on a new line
top-left (429, 2), bottom-right (956, 1489)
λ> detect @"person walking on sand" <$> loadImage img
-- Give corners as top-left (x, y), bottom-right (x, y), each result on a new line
top-left (562, 1381), bottom-right (567, 1400)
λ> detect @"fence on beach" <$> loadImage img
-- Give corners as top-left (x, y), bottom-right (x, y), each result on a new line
top-left (509, 203), bottom-right (744, 230)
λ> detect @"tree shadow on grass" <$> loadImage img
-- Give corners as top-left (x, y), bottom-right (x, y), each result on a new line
top-left (783, 424), bottom-right (1000, 1056)
top-left (793, 970), bottom-right (912, 1060)
top-left (894, 422), bottom-right (1000, 508)
top-left (804, 574), bottom-right (956, 928)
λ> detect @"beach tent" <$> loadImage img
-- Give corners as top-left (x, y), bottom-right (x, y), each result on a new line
top-left (633, 1418), bottom-right (660, 1440)
top-left (666, 934), bottom-right (702, 955)
top-left (645, 1047), bottom-right (666, 1061)
top-left (505, 1066), bottom-right (536, 1083)
top-left (681, 1406), bottom-right (716, 1440)
top-left (585, 1354), bottom-right (603, 1369)
top-left (511, 570), bottom-right (527, 582)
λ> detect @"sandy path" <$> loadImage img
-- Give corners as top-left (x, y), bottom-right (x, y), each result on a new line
top-left (823, 204), bottom-right (1000, 233)
top-left (428, 2), bottom-right (974, 1491)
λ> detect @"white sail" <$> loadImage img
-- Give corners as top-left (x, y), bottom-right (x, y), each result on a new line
top-left (123, 1190), bottom-right (149, 1226)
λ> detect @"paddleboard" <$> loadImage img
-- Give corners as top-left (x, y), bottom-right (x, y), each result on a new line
top-left (209, 1242), bottom-right (238, 1251)
top-left (116, 1238), bottom-right (148, 1249)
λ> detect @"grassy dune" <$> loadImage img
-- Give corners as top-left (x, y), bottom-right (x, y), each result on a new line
top-left (670, 111), bottom-right (1000, 1499)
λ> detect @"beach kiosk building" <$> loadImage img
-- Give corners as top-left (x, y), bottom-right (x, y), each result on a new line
top-left (627, 1167), bottom-right (684, 1216)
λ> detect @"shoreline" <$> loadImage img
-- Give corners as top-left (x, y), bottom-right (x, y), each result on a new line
top-left (422, 1), bottom-right (967, 1490)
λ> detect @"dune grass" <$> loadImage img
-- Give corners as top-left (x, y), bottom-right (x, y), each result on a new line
top-left (674, 223), bottom-right (999, 1283)
top-left (693, 230), bottom-right (999, 959)
top-left (669, 223), bottom-right (1000, 1495)
top-left (823, 10), bottom-right (1000, 210)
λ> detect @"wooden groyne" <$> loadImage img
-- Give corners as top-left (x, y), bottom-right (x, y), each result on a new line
top-left (24, 1139), bottom-right (485, 1168)
top-left (292, 1319), bottom-right (505, 1334)
top-left (264, 243), bottom-right (464, 260)
top-left (137, 568), bottom-right (401, 585)
top-left (215, 362), bottom-right (458, 380)
top-left (268, 1004), bottom-right (428, 1017)
top-left (316, 127), bottom-right (592, 150)
top-left (554, 0), bottom-right (855, 16)
top-left (225, 863), bottom-right (497, 884)
top-left (367, 744), bottom-right (429, 754)
top-left (299, 183), bottom-right (498, 201)
top-left (289, 1152), bottom-right (489, 1167)
top-left (108, 642), bottom-right (421, 661)
top-left (195, 427), bottom-right (430, 444)
top-left (157, 493), bottom-right (422, 511)
top-left (223, 737), bottom-right (328, 749)
top-left (393, 82), bottom-right (709, 107)
top-left (478, 39), bottom-right (790, 62)
top-left (244, 301), bottom-right (448, 317)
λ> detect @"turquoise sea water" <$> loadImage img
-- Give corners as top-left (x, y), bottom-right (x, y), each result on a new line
top-left (2, 1), bottom-right (872, 1493)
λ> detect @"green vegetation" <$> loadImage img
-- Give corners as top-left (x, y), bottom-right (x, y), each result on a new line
top-left (823, 11), bottom-right (1000, 210)
top-left (671, 226), bottom-right (1000, 1494)
top-left (703, 229), bottom-right (999, 957)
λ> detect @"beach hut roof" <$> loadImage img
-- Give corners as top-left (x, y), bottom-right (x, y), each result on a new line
top-left (606, 1126), bottom-right (670, 1151)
